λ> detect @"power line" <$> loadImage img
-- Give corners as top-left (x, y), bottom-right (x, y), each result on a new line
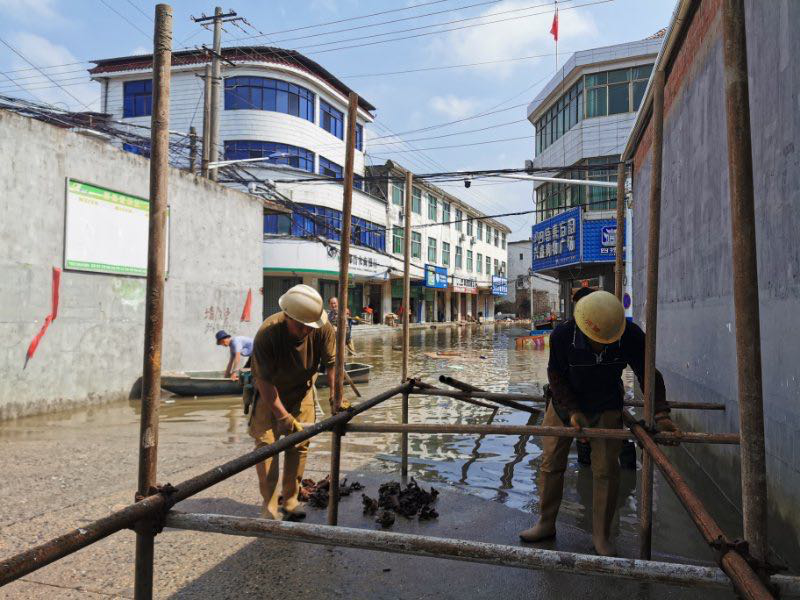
top-left (96, 0), bottom-right (152, 40)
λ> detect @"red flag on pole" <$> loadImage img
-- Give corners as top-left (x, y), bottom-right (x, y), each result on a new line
top-left (24, 267), bottom-right (61, 368)
top-left (241, 288), bottom-right (252, 321)
top-left (550, 5), bottom-right (559, 41)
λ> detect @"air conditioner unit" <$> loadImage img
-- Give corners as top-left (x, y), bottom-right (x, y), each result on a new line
top-left (459, 233), bottom-right (466, 242)
top-left (470, 237), bottom-right (476, 245)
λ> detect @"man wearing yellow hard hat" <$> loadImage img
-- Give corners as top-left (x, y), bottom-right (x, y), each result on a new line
top-left (248, 284), bottom-right (337, 520)
top-left (519, 290), bottom-right (678, 556)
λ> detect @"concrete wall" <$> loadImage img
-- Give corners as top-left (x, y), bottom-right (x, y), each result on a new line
top-left (0, 109), bottom-right (263, 420)
top-left (630, 0), bottom-right (800, 566)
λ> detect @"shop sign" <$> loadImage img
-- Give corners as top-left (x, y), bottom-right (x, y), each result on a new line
top-left (491, 276), bottom-right (508, 296)
top-left (424, 264), bottom-right (448, 289)
top-left (582, 218), bottom-right (624, 263)
top-left (531, 207), bottom-right (581, 271)
top-left (451, 276), bottom-right (478, 294)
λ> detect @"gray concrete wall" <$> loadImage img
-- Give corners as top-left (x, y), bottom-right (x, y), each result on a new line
top-left (630, 0), bottom-right (800, 566)
top-left (0, 110), bottom-right (263, 420)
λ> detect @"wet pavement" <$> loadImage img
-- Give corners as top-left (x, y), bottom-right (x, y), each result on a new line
top-left (0, 323), bottom-right (747, 598)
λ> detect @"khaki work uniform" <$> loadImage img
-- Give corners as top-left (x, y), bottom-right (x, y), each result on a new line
top-left (249, 312), bottom-right (335, 516)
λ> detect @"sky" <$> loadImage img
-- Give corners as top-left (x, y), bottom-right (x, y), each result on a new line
top-left (0, 0), bottom-right (676, 240)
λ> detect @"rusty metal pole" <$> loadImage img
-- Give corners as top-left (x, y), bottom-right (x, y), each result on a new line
top-left (327, 92), bottom-right (358, 527)
top-left (201, 64), bottom-right (211, 178)
top-left (614, 162), bottom-right (626, 299)
top-left (188, 126), bottom-right (197, 174)
top-left (721, 0), bottom-right (768, 566)
top-left (134, 5), bottom-right (171, 599)
top-left (639, 68), bottom-right (665, 561)
top-left (401, 171), bottom-right (412, 479)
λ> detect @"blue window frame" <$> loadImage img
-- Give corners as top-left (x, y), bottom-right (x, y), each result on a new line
top-left (123, 79), bottom-right (152, 118)
top-left (320, 100), bottom-right (344, 139)
top-left (122, 141), bottom-right (150, 158)
top-left (319, 156), bottom-right (343, 179)
top-left (224, 76), bottom-right (314, 122)
top-left (354, 174), bottom-right (364, 190)
top-left (224, 140), bottom-right (314, 172)
top-left (355, 124), bottom-right (363, 151)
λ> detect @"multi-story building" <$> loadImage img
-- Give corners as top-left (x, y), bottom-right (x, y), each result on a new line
top-left (526, 34), bottom-right (663, 318)
top-left (367, 161), bottom-right (510, 322)
top-left (89, 46), bottom-right (385, 319)
top-left (506, 240), bottom-right (559, 317)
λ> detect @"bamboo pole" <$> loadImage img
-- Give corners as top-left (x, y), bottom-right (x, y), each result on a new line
top-left (640, 67), bottom-right (665, 561)
top-left (721, 0), bottom-right (769, 566)
top-left (134, 5), bottom-right (171, 599)
top-left (614, 162), bottom-right (626, 299)
top-left (401, 171), bottom-right (412, 478)
top-left (328, 92), bottom-right (359, 527)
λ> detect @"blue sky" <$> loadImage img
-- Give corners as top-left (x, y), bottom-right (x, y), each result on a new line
top-left (0, 0), bottom-right (675, 239)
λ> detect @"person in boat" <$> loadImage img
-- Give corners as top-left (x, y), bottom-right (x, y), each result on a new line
top-left (328, 296), bottom-right (357, 356)
top-left (249, 284), bottom-right (337, 521)
top-left (519, 290), bottom-right (678, 556)
top-left (215, 330), bottom-right (253, 381)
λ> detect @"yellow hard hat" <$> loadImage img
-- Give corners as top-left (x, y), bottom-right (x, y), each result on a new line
top-left (574, 290), bottom-right (626, 344)
top-left (279, 284), bottom-right (328, 328)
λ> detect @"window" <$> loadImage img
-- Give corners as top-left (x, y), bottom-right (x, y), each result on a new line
top-left (392, 183), bottom-right (404, 206)
top-left (355, 124), bottom-right (363, 151)
top-left (320, 100), bottom-right (344, 139)
top-left (224, 140), bottom-right (314, 172)
top-left (264, 213), bottom-right (291, 235)
top-left (583, 64), bottom-right (654, 120)
top-left (455, 209), bottom-right (463, 232)
top-left (442, 202), bottom-right (451, 225)
top-left (519, 253), bottom-right (524, 260)
top-left (268, 203), bottom-right (386, 251)
top-left (427, 194), bottom-right (438, 220)
top-left (466, 250), bottom-right (473, 272)
top-left (501, 261), bottom-right (506, 275)
top-left (501, 233), bottom-right (506, 249)
top-left (632, 65), bottom-right (653, 110)
top-left (477, 221), bottom-right (483, 241)
top-left (494, 229), bottom-right (499, 247)
top-left (224, 77), bottom-right (314, 122)
top-left (412, 187), bottom-right (422, 214)
top-left (393, 226), bottom-right (404, 254)
top-left (354, 174), bottom-right (364, 190)
top-left (319, 156), bottom-right (343, 179)
top-left (411, 231), bottom-right (422, 258)
top-left (486, 226), bottom-right (492, 245)
top-left (123, 141), bottom-right (150, 157)
top-left (494, 258), bottom-right (499, 275)
top-left (477, 253), bottom-right (483, 273)
top-left (466, 216), bottom-right (473, 236)
top-left (428, 237), bottom-right (437, 262)
top-left (123, 79), bottom-right (152, 118)
top-left (535, 77), bottom-right (582, 154)
top-left (442, 242), bottom-right (450, 266)
top-left (486, 255), bottom-right (491, 274)
top-left (455, 246), bottom-right (463, 269)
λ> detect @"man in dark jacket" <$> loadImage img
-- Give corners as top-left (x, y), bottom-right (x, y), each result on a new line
top-left (519, 290), bottom-right (678, 556)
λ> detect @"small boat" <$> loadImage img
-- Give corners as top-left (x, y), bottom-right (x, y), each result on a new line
top-left (315, 363), bottom-right (372, 387)
top-left (160, 371), bottom-right (243, 397)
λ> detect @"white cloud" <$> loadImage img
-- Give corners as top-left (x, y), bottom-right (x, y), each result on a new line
top-left (428, 0), bottom-right (600, 79)
top-left (429, 95), bottom-right (481, 120)
top-left (5, 32), bottom-right (100, 110)
top-left (0, 0), bottom-right (62, 25)
top-left (129, 46), bottom-right (150, 56)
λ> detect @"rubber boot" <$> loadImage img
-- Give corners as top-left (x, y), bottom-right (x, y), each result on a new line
top-left (591, 476), bottom-right (619, 556)
top-left (256, 453), bottom-right (281, 520)
top-left (519, 471), bottom-right (564, 542)
top-left (576, 440), bottom-right (592, 466)
top-left (280, 446), bottom-right (308, 521)
top-left (619, 440), bottom-right (637, 470)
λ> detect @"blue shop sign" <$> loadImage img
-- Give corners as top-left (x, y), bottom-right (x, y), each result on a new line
top-left (583, 218), bottom-right (623, 263)
top-left (424, 264), bottom-right (448, 288)
top-left (531, 207), bottom-right (581, 271)
top-left (491, 276), bottom-right (508, 296)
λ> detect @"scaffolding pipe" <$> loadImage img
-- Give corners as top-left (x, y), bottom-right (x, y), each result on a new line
top-left (162, 513), bottom-right (800, 596)
top-left (721, 0), bottom-right (769, 566)
top-left (437, 376), bottom-right (540, 414)
top-left (640, 67), bottom-right (666, 561)
top-left (134, 6), bottom-right (171, 598)
top-left (614, 162), bottom-right (626, 299)
top-left (345, 423), bottom-right (739, 444)
top-left (0, 383), bottom-right (411, 587)
top-left (624, 412), bottom-right (774, 599)
top-left (401, 171), bottom-right (412, 478)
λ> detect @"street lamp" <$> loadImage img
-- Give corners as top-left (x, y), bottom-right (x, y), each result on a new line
top-left (206, 151), bottom-right (291, 170)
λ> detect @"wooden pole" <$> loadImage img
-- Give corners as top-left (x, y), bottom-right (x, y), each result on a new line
top-left (613, 162), bottom-right (626, 300)
top-left (207, 6), bottom-right (222, 182)
top-left (639, 68), bottom-right (665, 561)
top-left (201, 64), bottom-right (211, 178)
top-left (401, 171), bottom-right (412, 479)
top-left (721, 0), bottom-right (769, 566)
top-left (188, 126), bottom-right (197, 174)
top-left (327, 91), bottom-right (359, 527)
top-left (134, 5), bottom-right (171, 599)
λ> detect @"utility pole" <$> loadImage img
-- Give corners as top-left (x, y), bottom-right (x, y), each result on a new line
top-left (201, 64), bottom-right (211, 177)
top-left (189, 126), bottom-right (197, 173)
top-left (134, 4), bottom-right (171, 599)
top-left (192, 7), bottom-right (237, 182)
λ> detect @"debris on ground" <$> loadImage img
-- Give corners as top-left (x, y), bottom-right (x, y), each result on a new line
top-left (375, 478), bottom-right (439, 524)
top-left (296, 476), bottom-right (364, 509)
top-left (339, 478), bottom-right (364, 497)
top-left (362, 493), bottom-right (378, 515)
top-left (376, 510), bottom-right (395, 528)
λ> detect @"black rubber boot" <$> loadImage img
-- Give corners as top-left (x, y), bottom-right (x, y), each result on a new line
top-left (619, 440), bottom-right (637, 470)
top-left (577, 440), bottom-right (592, 466)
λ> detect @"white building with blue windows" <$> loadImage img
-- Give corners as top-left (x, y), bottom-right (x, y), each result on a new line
top-left (89, 46), bottom-right (392, 319)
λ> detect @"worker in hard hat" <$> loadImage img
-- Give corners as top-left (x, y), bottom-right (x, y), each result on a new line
top-left (519, 290), bottom-right (678, 556)
top-left (249, 284), bottom-right (337, 521)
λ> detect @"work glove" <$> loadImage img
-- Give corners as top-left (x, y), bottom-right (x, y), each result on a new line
top-left (569, 411), bottom-right (590, 444)
top-left (290, 417), bottom-right (304, 433)
top-left (276, 414), bottom-right (294, 436)
top-left (655, 412), bottom-right (680, 446)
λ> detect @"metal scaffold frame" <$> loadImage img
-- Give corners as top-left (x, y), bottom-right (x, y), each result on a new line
top-left (0, 2), bottom-right (792, 599)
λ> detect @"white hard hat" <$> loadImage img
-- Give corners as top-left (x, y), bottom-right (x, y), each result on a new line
top-left (279, 284), bottom-right (327, 328)
top-left (574, 290), bottom-right (626, 344)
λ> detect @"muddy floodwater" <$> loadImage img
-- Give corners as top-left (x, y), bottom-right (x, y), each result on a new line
top-left (0, 324), bottom-right (746, 569)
